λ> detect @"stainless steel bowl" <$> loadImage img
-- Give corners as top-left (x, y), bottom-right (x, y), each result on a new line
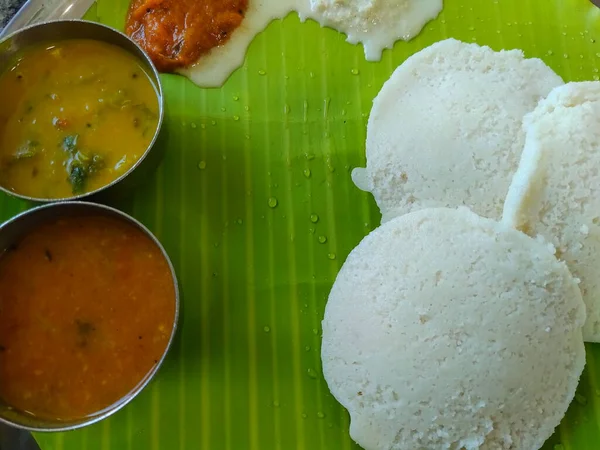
top-left (0, 202), bottom-right (180, 432)
top-left (0, 20), bottom-right (164, 203)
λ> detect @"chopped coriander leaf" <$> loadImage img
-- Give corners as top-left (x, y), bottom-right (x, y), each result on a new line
top-left (73, 150), bottom-right (90, 165)
top-left (68, 163), bottom-right (87, 194)
top-left (13, 140), bottom-right (39, 160)
top-left (89, 155), bottom-right (105, 173)
top-left (66, 151), bottom-right (106, 194)
top-left (62, 134), bottom-right (79, 154)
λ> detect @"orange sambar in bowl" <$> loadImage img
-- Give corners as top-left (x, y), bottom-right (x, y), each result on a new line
top-left (0, 215), bottom-right (176, 421)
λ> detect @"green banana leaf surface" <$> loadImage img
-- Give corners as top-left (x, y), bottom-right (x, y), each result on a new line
top-left (2, 0), bottom-right (598, 448)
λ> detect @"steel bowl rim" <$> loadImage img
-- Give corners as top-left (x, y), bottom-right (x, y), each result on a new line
top-left (0, 19), bottom-right (164, 203)
top-left (0, 201), bottom-right (180, 432)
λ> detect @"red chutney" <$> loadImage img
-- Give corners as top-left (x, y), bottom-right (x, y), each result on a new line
top-left (126, 0), bottom-right (248, 72)
top-left (0, 216), bottom-right (176, 421)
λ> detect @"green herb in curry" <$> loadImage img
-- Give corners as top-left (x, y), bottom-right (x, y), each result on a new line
top-left (13, 140), bottom-right (39, 160)
top-left (62, 134), bottom-right (106, 194)
top-left (0, 39), bottom-right (160, 199)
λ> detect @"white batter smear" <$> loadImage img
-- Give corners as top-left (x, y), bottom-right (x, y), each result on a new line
top-left (180, 0), bottom-right (443, 87)
top-left (308, 0), bottom-right (443, 61)
top-left (179, 0), bottom-right (308, 88)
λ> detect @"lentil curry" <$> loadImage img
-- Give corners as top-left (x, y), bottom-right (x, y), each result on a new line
top-left (0, 215), bottom-right (176, 421)
top-left (126, 0), bottom-right (248, 72)
top-left (0, 39), bottom-right (159, 199)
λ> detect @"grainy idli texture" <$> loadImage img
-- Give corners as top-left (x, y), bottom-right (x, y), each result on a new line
top-left (503, 81), bottom-right (600, 342)
top-left (322, 208), bottom-right (586, 450)
top-left (352, 38), bottom-right (563, 223)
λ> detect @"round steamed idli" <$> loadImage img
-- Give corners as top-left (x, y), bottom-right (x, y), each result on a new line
top-left (352, 38), bottom-right (563, 224)
top-left (322, 207), bottom-right (586, 450)
top-left (503, 81), bottom-right (600, 342)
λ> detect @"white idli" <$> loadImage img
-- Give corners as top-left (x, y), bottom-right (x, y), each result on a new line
top-left (322, 207), bottom-right (586, 450)
top-left (503, 81), bottom-right (600, 342)
top-left (352, 38), bottom-right (563, 223)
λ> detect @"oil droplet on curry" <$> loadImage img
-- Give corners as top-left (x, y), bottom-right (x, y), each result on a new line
top-left (0, 216), bottom-right (176, 421)
top-left (0, 39), bottom-right (159, 199)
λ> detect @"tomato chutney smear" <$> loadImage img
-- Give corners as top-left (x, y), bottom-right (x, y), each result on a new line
top-left (126, 0), bottom-right (248, 72)
top-left (0, 215), bottom-right (176, 421)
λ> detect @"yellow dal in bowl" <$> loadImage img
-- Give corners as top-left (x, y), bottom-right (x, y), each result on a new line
top-left (0, 39), bottom-right (159, 199)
